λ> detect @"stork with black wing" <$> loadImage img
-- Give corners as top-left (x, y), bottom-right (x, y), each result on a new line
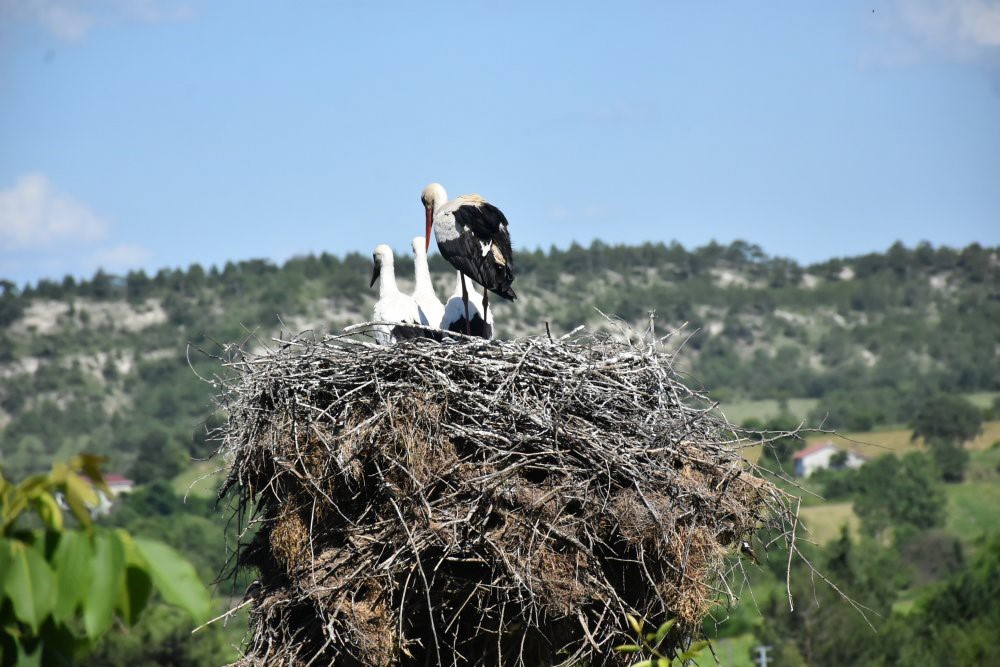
top-left (421, 182), bottom-right (516, 335)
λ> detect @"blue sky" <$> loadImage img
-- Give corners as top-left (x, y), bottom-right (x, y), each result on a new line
top-left (1, 0), bottom-right (998, 285)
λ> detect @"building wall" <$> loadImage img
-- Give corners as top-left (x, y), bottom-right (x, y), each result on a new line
top-left (795, 447), bottom-right (867, 477)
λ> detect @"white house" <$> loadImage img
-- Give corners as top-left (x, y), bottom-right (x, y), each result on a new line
top-left (793, 442), bottom-right (867, 477)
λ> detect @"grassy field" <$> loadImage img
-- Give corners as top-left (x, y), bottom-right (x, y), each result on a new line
top-left (711, 633), bottom-right (757, 667)
top-left (784, 451), bottom-right (1000, 550)
top-left (967, 391), bottom-right (999, 410)
top-left (798, 502), bottom-right (859, 545)
top-left (722, 392), bottom-right (995, 427)
top-left (778, 447), bottom-right (1000, 551)
top-left (803, 420), bottom-right (1000, 459)
top-left (945, 481), bottom-right (1000, 545)
top-left (717, 398), bottom-right (819, 424)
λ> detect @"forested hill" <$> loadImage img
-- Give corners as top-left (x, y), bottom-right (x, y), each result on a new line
top-left (0, 240), bottom-right (996, 479)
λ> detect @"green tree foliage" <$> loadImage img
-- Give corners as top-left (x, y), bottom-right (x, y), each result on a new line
top-left (808, 464), bottom-right (861, 500)
top-left (897, 529), bottom-right (965, 587)
top-left (912, 394), bottom-right (983, 445)
top-left (0, 281), bottom-right (23, 328)
top-left (0, 457), bottom-right (211, 665)
top-left (761, 530), bottom-right (1000, 666)
top-left (127, 430), bottom-right (187, 485)
top-left (83, 604), bottom-right (232, 667)
top-left (892, 537), bottom-right (1000, 665)
top-left (911, 394), bottom-right (981, 483)
top-left (758, 528), bottom-right (901, 666)
top-left (742, 415), bottom-right (802, 467)
top-left (852, 453), bottom-right (945, 536)
top-left (808, 386), bottom-right (903, 432)
top-left (926, 439), bottom-right (970, 483)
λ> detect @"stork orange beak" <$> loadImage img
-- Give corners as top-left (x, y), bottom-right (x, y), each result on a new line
top-left (424, 207), bottom-right (433, 252)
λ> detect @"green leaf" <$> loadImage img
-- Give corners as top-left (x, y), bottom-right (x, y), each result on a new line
top-left (680, 639), bottom-right (710, 660)
top-left (12, 637), bottom-right (42, 667)
top-left (50, 530), bottom-right (92, 623)
top-left (48, 463), bottom-right (69, 486)
top-left (0, 538), bottom-right (11, 581)
top-left (63, 474), bottom-right (97, 528)
top-left (654, 618), bottom-right (676, 647)
top-left (631, 661), bottom-right (653, 667)
top-left (615, 644), bottom-right (642, 653)
top-left (37, 620), bottom-right (92, 665)
top-left (83, 531), bottom-right (124, 638)
top-left (15, 475), bottom-right (49, 498)
top-left (2, 492), bottom-right (28, 532)
top-left (71, 455), bottom-right (111, 497)
top-left (32, 493), bottom-right (63, 532)
top-left (116, 529), bottom-right (152, 622)
top-left (112, 530), bottom-right (153, 625)
top-left (118, 566), bottom-right (153, 626)
top-left (626, 613), bottom-right (643, 636)
top-left (134, 537), bottom-right (211, 622)
top-left (2, 540), bottom-right (56, 633)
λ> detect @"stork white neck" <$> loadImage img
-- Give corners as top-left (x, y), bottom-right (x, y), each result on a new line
top-left (411, 237), bottom-right (434, 294)
top-left (373, 245), bottom-right (400, 298)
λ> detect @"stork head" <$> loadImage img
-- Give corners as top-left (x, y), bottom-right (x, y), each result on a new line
top-left (421, 183), bottom-right (447, 252)
top-left (411, 236), bottom-right (426, 257)
top-left (370, 244), bottom-right (393, 288)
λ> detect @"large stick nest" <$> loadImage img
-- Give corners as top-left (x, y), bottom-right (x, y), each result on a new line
top-left (215, 327), bottom-right (797, 666)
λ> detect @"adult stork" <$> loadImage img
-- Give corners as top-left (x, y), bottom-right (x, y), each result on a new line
top-left (369, 244), bottom-right (422, 345)
top-left (421, 183), bottom-right (515, 335)
top-left (410, 236), bottom-right (445, 328)
top-left (441, 271), bottom-right (493, 340)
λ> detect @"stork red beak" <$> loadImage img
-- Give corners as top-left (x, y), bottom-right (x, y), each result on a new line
top-left (424, 207), bottom-right (433, 252)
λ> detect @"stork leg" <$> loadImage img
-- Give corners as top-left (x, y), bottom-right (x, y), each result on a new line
top-left (460, 273), bottom-right (471, 336)
top-left (482, 290), bottom-right (489, 323)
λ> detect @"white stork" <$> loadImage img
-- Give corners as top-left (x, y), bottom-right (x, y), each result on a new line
top-left (421, 183), bottom-right (515, 335)
top-left (369, 244), bottom-right (422, 345)
top-left (410, 236), bottom-right (445, 328)
top-left (441, 271), bottom-right (493, 340)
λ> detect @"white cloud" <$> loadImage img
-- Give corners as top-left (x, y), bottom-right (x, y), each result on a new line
top-left (87, 243), bottom-right (151, 271)
top-left (895, 0), bottom-right (1000, 59)
top-left (0, 173), bottom-right (155, 282)
top-left (14, 0), bottom-right (94, 41)
top-left (0, 173), bottom-right (108, 248)
top-left (0, 0), bottom-right (192, 42)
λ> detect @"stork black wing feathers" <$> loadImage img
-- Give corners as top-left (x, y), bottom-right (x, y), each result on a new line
top-left (447, 202), bottom-right (516, 300)
top-left (454, 201), bottom-right (507, 236)
top-left (438, 235), bottom-right (516, 301)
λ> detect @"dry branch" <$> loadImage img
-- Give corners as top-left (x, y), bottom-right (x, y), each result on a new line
top-left (214, 326), bottom-right (800, 666)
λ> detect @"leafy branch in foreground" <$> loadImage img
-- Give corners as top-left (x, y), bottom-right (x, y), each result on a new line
top-left (615, 613), bottom-right (709, 667)
top-left (0, 455), bottom-right (211, 666)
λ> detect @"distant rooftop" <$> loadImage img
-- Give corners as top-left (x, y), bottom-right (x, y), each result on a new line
top-left (793, 441), bottom-right (835, 460)
top-left (103, 474), bottom-right (133, 485)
